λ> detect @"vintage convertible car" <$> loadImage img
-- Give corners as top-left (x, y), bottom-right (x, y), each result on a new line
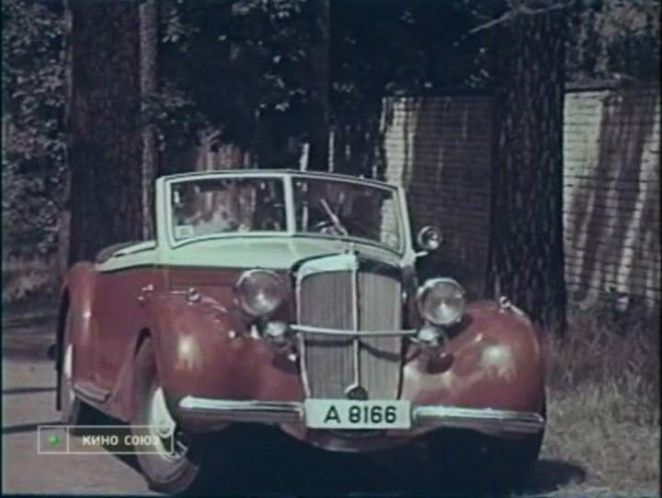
top-left (55, 169), bottom-right (545, 493)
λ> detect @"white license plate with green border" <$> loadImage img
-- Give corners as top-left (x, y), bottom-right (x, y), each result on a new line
top-left (304, 399), bottom-right (411, 429)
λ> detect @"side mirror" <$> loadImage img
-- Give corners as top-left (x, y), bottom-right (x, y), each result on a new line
top-left (417, 226), bottom-right (443, 251)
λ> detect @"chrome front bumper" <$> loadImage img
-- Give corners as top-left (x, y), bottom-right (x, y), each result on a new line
top-left (178, 397), bottom-right (544, 436)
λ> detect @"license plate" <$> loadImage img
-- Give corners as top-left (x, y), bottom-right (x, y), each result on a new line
top-left (304, 399), bottom-right (411, 429)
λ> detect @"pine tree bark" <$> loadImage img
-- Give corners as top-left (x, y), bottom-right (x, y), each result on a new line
top-left (140, 0), bottom-right (158, 239)
top-left (58, 1), bottom-right (74, 278)
top-left (486, 9), bottom-right (568, 335)
top-left (65, 0), bottom-right (144, 264)
top-left (307, 0), bottom-right (330, 171)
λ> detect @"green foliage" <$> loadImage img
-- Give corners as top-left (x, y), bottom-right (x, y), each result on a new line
top-left (2, 0), bottom-right (66, 258)
top-left (568, 0), bottom-right (660, 81)
top-left (155, 0), bottom-right (495, 168)
top-left (330, 0), bottom-right (493, 116)
top-left (2, 0), bottom-right (658, 262)
top-left (461, 0), bottom-right (660, 82)
top-left (550, 300), bottom-right (659, 415)
top-left (160, 0), bottom-right (492, 133)
top-left (159, 0), bottom-right (315, 151)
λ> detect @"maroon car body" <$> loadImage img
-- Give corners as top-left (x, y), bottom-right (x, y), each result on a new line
top-left (55, 170), bottom-right (545, 493)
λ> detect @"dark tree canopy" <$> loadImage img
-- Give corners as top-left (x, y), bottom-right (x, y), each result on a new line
top-left (155, 0), bottom-right (493, 171)
top-left (330, 0), bottom-right (493, 115)
top-left (157, 0), bottom-right (318, 166)
top-left (2, 0), bottom-right (660, 316)
top-left (2, 0), bottom-right (66, 257)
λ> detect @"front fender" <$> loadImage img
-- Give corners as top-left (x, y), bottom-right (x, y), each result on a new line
top-left (58, 262), bottom-right (98, 381)
top-left (402, 300), bottom-right (545, 413)
top-left (146, 293), bottom-right (303, 412)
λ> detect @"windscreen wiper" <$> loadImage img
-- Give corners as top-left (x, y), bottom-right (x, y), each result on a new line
top-left (320, 198), bottom-right (349, 236)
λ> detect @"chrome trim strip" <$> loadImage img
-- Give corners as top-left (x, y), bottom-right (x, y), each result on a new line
top-left (73, 382), bottom-right (110, 402)
top-left (350, 250), bottom-right (361, 392)
top-left (296, 253), bottom-right (358, 280)
top-left (413, 405), bottom-right (545, 434)
top-left (296, 269), bottom-right (312, 398)
top-left (177, 397), bottom-right (545, 435)
top-left (290, 324), bottom-right (418, 337)
top-left (284, 174), bottom-right (297, 236)
top-left (178, 397), bottom-right (303, 424)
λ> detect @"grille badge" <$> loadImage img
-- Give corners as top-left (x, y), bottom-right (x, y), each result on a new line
top-left (345, 384), bottom-right (368, 400)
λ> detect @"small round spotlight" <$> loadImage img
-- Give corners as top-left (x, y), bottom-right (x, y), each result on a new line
top-left (262, 321), bottom-right (293, 352)
top-left (416, 324), bottom-right (443, 348)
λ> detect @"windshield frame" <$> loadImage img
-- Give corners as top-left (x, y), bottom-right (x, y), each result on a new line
top-left (162, 171), bottom-right (406, 255)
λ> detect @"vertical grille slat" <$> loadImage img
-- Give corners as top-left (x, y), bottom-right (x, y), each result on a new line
top-left (299, 272), bottom-right (354, 398)
top-left (298, 257), bottom-right (402, 400)
top-left (358, 273), bottom-right (402, 399)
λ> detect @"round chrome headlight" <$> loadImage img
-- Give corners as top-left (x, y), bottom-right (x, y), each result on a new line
top-left (236, 270), bottom-right (285, 317)
top-left (416, 278), bottom-right (466, 326)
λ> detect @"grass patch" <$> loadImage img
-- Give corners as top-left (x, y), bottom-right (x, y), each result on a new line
top-left (542, 302), bottom-right (660, 494)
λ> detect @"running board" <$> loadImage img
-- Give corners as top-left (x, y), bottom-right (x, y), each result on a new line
top-left (74, 381), bottom-right (111, 402)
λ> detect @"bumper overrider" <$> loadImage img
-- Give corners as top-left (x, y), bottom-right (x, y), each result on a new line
top-left (177, 397), bottom-right (544, 435)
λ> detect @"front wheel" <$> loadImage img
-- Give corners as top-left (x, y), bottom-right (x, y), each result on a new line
top-left (130, 338), bottom-right (205, 494)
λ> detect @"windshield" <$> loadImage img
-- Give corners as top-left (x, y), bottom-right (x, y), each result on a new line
top-left (293, 178), bottom-right (401, 251)
top-left (170, 177), bottom-right (286, 240)
top-left (168, 174), bottom-right (402, 251)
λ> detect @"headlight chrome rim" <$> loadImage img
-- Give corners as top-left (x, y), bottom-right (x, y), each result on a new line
top-left (235, 269), bottom-right (286, 317)
top-left (416, 277), bottom-right (466, 326)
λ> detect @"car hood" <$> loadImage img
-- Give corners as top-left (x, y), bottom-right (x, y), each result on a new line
top-left (161, 236), bottom-right (403, 270)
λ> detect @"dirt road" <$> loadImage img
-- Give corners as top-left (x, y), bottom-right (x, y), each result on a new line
top-left (3, 357), bottom-right (159, 495)
top-left (2, 308), bottom-right (158, 495)
top-left (2, 304), bottom-right (592, 496)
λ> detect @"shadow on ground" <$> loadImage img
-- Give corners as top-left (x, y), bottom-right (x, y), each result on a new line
top-left (2, 386), bottom-right (56, 396)
top-left (109, 424), bottom-right (586, 497)
top-left (2, 421), bottom-right (62, 435)
top-left (526, 459), bottom-right (587, 495)
top-left (2, 299), bottom-right (57, 361)
top-left (2, 327), bottom-right (56, 361)
top-left (2, 297), bottom-right (58, 326)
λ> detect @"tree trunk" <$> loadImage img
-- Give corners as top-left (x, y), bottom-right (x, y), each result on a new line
top-left (307, 0), bottom-right (330, 171)
top-left (58, 1), bottom-right (74, 278)
top-left (66, 0), bottom-right (144, 264)
top-left (140, 0), bottom-right (158, 239)
top-left (486, 9), bottom-right (568, 335)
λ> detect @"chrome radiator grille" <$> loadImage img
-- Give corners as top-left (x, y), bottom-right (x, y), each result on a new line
top-left (297, 257), bottom-right (403, 400)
